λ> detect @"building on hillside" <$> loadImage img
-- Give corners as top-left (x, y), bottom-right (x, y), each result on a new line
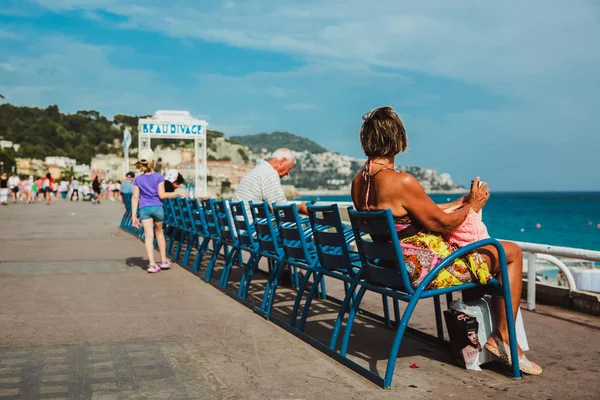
top-left (47, 165), bottom-right (62, 180)
top-left (154, 147), bottom-right (183, 170)
top-left (74, 164), bottom-right (91, 180)
top-left (91, 154), bottom-right (134, 181)
top-left (16, 158), bottom-right (45, 177)
top-left (45, 156), bottom-right (76, 168)
top-left (177, 161), bottom-right (252, 188)
top-left (0, 140), bottom-right (13, 149)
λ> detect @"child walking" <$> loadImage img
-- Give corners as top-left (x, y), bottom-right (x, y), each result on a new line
top-left (131, 151), bottom-right (179, 273)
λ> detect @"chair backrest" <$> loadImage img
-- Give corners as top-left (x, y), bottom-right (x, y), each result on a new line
top-left (200, 198), bottom-right (221, 239)
top-left (188, 198), bottom-right (208, 236)
top-left (272, 203), bottom-right (315, 264)
top-left (176, 197), bottom-right (194, 232)
top-left (307, 203), bottom-right (356, 276)
top-left (348, 208), bottom-right (413, 293)
top-left (229, 201), bottom-right (257, 250)
top-left (213, 199), bottom-right (236, 244)
top-left (122, 193), bottom-right (133, 213)
top-left (249, 201), bottom-right (282, 256)
top-left (163, 198), bottom-right (179, 228)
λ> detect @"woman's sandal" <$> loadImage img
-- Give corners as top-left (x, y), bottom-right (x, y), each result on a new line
top-left (484, 334), bottom-right (542, 375)
top-left (147, 265), bottom-right (161, 273)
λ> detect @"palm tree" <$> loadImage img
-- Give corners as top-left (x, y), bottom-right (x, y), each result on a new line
top-left (0, 94), bottom-right (4, 99)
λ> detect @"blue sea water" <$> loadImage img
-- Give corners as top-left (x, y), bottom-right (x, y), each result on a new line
top-left (297, 192), bottom-right (600, 251)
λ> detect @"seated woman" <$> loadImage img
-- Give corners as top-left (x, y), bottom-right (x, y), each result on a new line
top-left (350, 106), bottom-right (541, 375)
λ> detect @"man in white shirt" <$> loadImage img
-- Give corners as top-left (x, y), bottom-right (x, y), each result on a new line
top-left (70, 178), bottom-right (80, 201)
top-left (232, 148), bottom-right (307, 216)
top-left (8, 173), bottom-right (20, 204)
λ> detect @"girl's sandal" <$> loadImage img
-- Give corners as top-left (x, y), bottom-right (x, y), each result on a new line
top-left (484, 334), bottom-right (543, 375)
top-left (147, 265), bottom-right (161, 273)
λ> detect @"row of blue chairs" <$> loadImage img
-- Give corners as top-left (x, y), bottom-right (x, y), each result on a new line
top-left (120, 194), bottom-right (521, 388)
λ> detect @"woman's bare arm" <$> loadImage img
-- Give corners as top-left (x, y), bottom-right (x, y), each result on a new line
top-left (388, 174), bottom-right (487, 235)
top-left (158, 182), bottom-right (180, 199)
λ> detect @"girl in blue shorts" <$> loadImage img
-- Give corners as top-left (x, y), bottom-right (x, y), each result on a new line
top-left (132, 151), bottom-right (180, 273)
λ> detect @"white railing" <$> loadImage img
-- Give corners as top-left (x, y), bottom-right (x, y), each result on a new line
top-left (507, 241), bottom-right (600, 311)
top-left (293, 199), bottom-right (600, 311)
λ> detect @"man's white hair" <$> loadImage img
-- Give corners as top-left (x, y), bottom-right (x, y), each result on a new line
top-left (270, 148), bottom-right (295, 163)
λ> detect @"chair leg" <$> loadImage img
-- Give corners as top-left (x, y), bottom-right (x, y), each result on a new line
top-left (204, 239), bottom-right (223, 282)
top-left (264, 261), bottom-right (287, 317)
top-left (166, 229), bottom-right (177, 256)
top-left (297, 271), bottom-right (326, 331)
top-left (318, 274), bottom-right (327, 299)
top-left (174, 231), bottom-right (186, 261)
top-left (260, 258), bottom-right (283, 313)
top-left (383, 296), bottom-right (420, 388)
top-left (330, 276), bottom-right (360, 350)
top-left (340, 286), bottom-right (368, 356)
top-left (181, 232), bottom-right (195, 267)
top-left (290, 269), bottom-right (317, 328)
top-left (446, 293), bottom-right (453, 309)
top-left (393, 298), bottom-right (401, 327)
top-left (219, 246), bottom-right (239, 289)
top-left (192, 237), bottom-right (210, 272)
top-left (382, 295), bottom-right (391, 327)
top-left (237, 252), bottom-right (257, 299)
top-left (434, 295), bottom-right (444, 341)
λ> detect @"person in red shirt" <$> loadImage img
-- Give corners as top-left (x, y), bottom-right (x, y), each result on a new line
top-left (41, 173), bottom-right (55, 205)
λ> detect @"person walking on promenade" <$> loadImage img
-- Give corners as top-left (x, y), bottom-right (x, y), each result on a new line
top-left (31, 178), bottom-right (38, 203)
top-left (131, 150), bottom-right (180, 273)
top-left (8, 172), bottom-right (19, 204)
top-left (232, 148), bottom-right (308, 215)
top-left (41, 173), bottom-right (55, 205)
top-left (351, 105), bottom-right (541, 375)
top-left (24, 176), bottom-right (34, 204)
top-left (70, 177), bottom-right (80, 201)
top-left (92, 176), bottom-right (102, 204)
top-left (120, 172), bottom-right (134, 200)
top-left (0, 172), bottom-right (9, 205)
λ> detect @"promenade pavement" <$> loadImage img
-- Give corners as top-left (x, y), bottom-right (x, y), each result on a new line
top-left (0, 199), bottom-right (599, 400)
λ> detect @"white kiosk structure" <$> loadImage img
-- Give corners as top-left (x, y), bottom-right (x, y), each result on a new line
top-left (138, 110), bottom-right (208, 197)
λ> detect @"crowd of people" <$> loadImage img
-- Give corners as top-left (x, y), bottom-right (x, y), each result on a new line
top-left (0, 167), bottom-right (185, 206)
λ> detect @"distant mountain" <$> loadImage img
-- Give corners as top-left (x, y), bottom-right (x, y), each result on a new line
top-left (230, 131), bottom-right (328, 154)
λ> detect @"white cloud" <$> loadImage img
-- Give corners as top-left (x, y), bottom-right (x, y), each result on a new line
top-left (0, 62), bottom-right (17, 72)
top-left (284, 103), bottom-right (315, 110)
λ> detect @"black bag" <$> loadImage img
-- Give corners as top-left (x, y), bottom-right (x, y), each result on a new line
top-left (443, 309), bottom-right (483, 369)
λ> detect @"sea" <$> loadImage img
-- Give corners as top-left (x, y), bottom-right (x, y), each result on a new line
top-left (297, 192), bottom-right (600, 252)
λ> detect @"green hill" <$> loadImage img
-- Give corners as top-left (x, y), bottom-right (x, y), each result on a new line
top-left (0, 103), bottom-right (225, 168)
top-left (230, 131), bottom-right (328, 154)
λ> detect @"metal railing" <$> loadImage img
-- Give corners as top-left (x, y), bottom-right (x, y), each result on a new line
top-left (508, 241), bottom-right (600, 310)
top-left (293, 199), bottom-right (600, 311)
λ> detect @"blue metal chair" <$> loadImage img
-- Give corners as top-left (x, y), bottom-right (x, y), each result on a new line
top-left (227, 201), bottom-right (261, 297)
top-left (212, 200), bottom-right (240, 288)
top-left (172, 197), bottom-right (194, 262)
top-left (268, 203), bottom-right (328, 324)
top-left (188, 198), bottom-right (212, 273)
top-left (304, 203), bottom-right (398, 340)
top-left (342, 208), bottom-right (521, 388)
top-left (249, 201), bottom-right (287, 314)
top-left (120, 193), bottom-right (134, 232)
top-left (165, 198), bottom-right (183, 256)
top-left (201, 198), bottom-right (226, 282)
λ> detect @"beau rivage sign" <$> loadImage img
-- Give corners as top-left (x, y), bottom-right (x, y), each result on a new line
top-left (138, 110), bottom-right (207, 139)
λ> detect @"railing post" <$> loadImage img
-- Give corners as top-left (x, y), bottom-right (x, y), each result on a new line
top-left (527, 252), bottom-right (537, 311)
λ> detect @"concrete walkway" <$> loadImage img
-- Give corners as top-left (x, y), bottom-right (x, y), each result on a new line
top-left (0, 199), bottom-right (598, 400)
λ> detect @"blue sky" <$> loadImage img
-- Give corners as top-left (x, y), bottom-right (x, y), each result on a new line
top-left (1, 0), bottom-right (599, 191)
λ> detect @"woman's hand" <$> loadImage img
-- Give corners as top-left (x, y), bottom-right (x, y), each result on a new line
top-left (132, 216), bottom-right (140, 229)
top-left (468, 177), bottom-right (490, 212)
